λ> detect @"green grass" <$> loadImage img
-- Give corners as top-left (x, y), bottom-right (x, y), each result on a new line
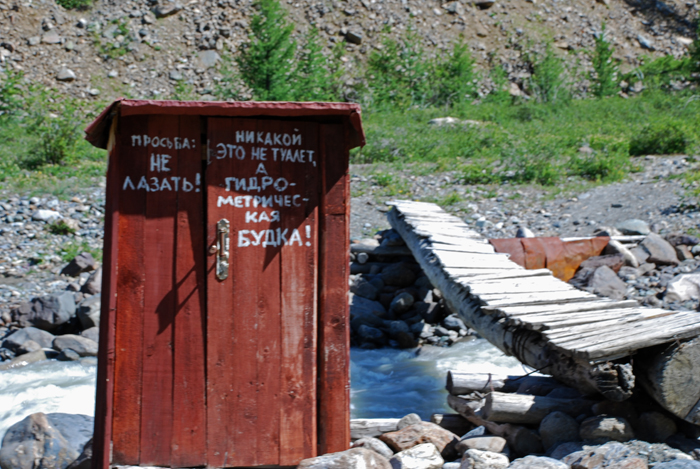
top-left (59, 240), bottom-right (103, 263)
top-left (354, 90), bottom-right (700, 186)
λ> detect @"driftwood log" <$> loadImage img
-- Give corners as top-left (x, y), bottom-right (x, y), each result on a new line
top-left (636, 337), bottom-right (700, 425)
top-left (482, 392), bottom-right (595, 425)
top-left (446, 372), bottom-right (561, 396)
top-left (350, 418), bottom-right (400, 440)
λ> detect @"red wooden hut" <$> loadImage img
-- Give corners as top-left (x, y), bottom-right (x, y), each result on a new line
top-left (84, 99), bottom-right (364, 468)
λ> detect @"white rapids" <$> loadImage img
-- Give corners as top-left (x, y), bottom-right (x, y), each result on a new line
top-left (0, 338), bottom-right (526, 440)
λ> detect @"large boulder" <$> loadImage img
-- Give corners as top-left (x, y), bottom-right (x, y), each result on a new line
top-left (76, 295), bottom-right (101, 330)
top-left (563, 441), bottom-right (646, 469)
top-left (2, 327), bottom-right (55, 351)
top-left (60, 253), bottom-right (97, 277)
top-left (579, 416), bottom-right (634, 442)
top-left (539, 411), bottom-right (580, 450)
top-left (11, 292), bottom-right (77, 331)
top-left (381, 262), bottom-right (417, 287)
top-left (460, 448), bottom-right (509, 469)
top-left (297, 447), bottom-right (391, 468)
top-left (350, 293), bottom-right (387, 317)
top-left (351, 437), bottom-right (394, 459)
top-left (641, 233), bottom-right (679, 266)
top-left (378, 422), bottom-right (459, 460)
top-left (665, 272), bottom-right (700, 302)
top-left (0, 413), bottom-right (93, 469)
top-left (52, 335), bottom-right (98, 357)
top-left (389, 443), bottom-right (444, 469)
top-left (507, 456), bottom-right (569, 469)
top-left (80, 268), bottom-right (102, 295)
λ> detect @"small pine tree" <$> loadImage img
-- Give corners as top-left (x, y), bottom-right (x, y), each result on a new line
top-left (292, 27), bottom-right (341, 101)
top-left (235, 0), bottom-right (296, 101)
top-left (529, 43), bottom-right (569, 104)
top-left (591, 24), bottom-right (619, 98)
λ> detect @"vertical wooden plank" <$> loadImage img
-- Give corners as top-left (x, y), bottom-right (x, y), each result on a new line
top-left (205, 117), bottom-right (243, 467)
top-left (139, 115), bottom-right (178, 467)
top-left (171, 116), bottom-right (207, 467)
top-left (317, 123), bottom-right (351, 454)
top-left (111, 116), bottom-right (148, 465)
top-left (92, 115), bottom-right (120, 469)
top-left (279, 122), bottom-right (320, 465)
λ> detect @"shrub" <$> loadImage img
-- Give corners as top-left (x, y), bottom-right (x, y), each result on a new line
top-left (591, 24), bottom-right (619, 98)
top-left (56, 0), bottom-right (91, 10)
top-left (25, 96), bottom-right (83, 168)
top-left (430, 38), bottom-right (477, 107)
top-left (235, 0), bottom-right (296, 101)
top-left (0, 70), bottom-right (24, 117)
top-left (625, 55), bottom-right (692, 90)
top-left (528, 43), bottom-right (570, 104)
top-left (629, 122), bottom-right (688, 156)
top-left (48, 220), bottom-right (76, 235)
top-left (461, 163), bottom-right (500, 184)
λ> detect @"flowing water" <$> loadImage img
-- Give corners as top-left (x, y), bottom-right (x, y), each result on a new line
top-left (0, 338), bottom-right (526, 440)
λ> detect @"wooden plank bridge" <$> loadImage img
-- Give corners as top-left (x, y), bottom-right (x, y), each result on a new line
top-left (388, 200), bottom-right (700, 424)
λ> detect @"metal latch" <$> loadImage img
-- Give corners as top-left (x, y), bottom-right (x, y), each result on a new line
top-left (216, 219), bottom-right (230, 281)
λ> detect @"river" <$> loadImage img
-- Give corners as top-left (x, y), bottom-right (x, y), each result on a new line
top-left (0, 338), bottom-right (525, 440)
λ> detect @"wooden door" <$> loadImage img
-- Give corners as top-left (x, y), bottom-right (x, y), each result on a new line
top-left (206, 118), bottom-right (320, 467)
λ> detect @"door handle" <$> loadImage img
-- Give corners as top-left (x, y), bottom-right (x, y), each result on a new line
top-left (216, 219), bottom-right (230, 281)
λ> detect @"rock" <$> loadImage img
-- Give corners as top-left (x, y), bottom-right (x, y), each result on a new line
top-left (516, 226), bottom-right (534, 238)
top-left (539, 411), bottom-right (580, 450)
top-left (61, 252), bottom-right (97, 277)
top-left (665, 272), bottom-right (700, 302)
top-left (57, 349), bottom-right (81, 361)
top-left (655, 462), bottom-right (700, 469)
top-left (197, 50), bottom-right (220, 68)
top-left (459, 449), bottom-right (508, 469)
top-left (507, 426), bottom-right (543, 457)
top-left (80, 327), bottom-right (99, 343)
top-left (169, 70), bottom-right (184, 81)
top-left (382, 263), bottom-right (417, 287)
top-left (358, 325), bottom-right (386, 345)
top-left (414, 301), bottom-right (442, 323)
top-left (391, 292), bottom-right (415, 314)
top-left (298, 447), bottom-right (391, 468)
top-left (11, 292), bottom-right (77, 331)
top-left (641, 233), bottom-right (679, 266)
top-left (53, 335), bottom-right (98, 357)
top-left (507, 456), bottom-right (568, 469)
top-left (351, 310), bottom-right (386, 332)
top-left (676, 245), bottom-right (694, 261)
top-left (666, 234), bottom-right (700, 247)
top-left (345, 30), bottom-right (363, 44)
top-left (585, 265), bottom-right (628, 300)
top-left (563, 441), bottom-right (646, 469)
top-left (580, 254), bottom-right (625, 273)
top-left (0, 413), bottom-right (93, 469)
top-left (549, 441), bottom-right (584, 460)
top-left (638, 34), bottom-right (654, 49)
top-left (455, 436), bottom-right (506, 454)
top-left (636, 411), bottom-right (677, 443)
top-left (350, 293), bottom-right (387, 316)
top-left (42, 31), bottom-right (62, 44)
top-left (76, 295), bottom-right (101, 329)
top-left (152, 4), bottom-right (182, 18)
top-left (390, 443), bottom-right (443, 469)
top-left (630, 246), bottom-right (651, 265)
top-left (80, 268), bottom-right (102, 295)
top-left (398, 413), bottom-right (423, 430)
top-left (2, 326), bottom-right (55, 350)
top-left (442, 314), bottom-right (467, 332)
top-left (473, 0), bottom-right (496, 9)
top-left (616, 219), bottom-right (650, 235)
top-left (65, 438), bottom-right (92, 469)
top-left (352, 437), bottom-right (394, 459)
top-left (28, 36), bottom-right (41, 46)
top-left (442, 1), bottom-right (463, 15)
top-left (579, 416), bottom-right (634, 442)
top-left (379, 422), bottom-right (459, 460)
top-left (604, 240), bottom-right (639, 268)
top-left (357, 252), bottom-right (370, 264)
top-left (0, 350), bottom-right (47, 370)
top-left (33, 209), bottom-right (63, 222)
top-left (56, 68), bottom-right (76, 82)
top-left (16, 340), bottom-right (41, 355)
